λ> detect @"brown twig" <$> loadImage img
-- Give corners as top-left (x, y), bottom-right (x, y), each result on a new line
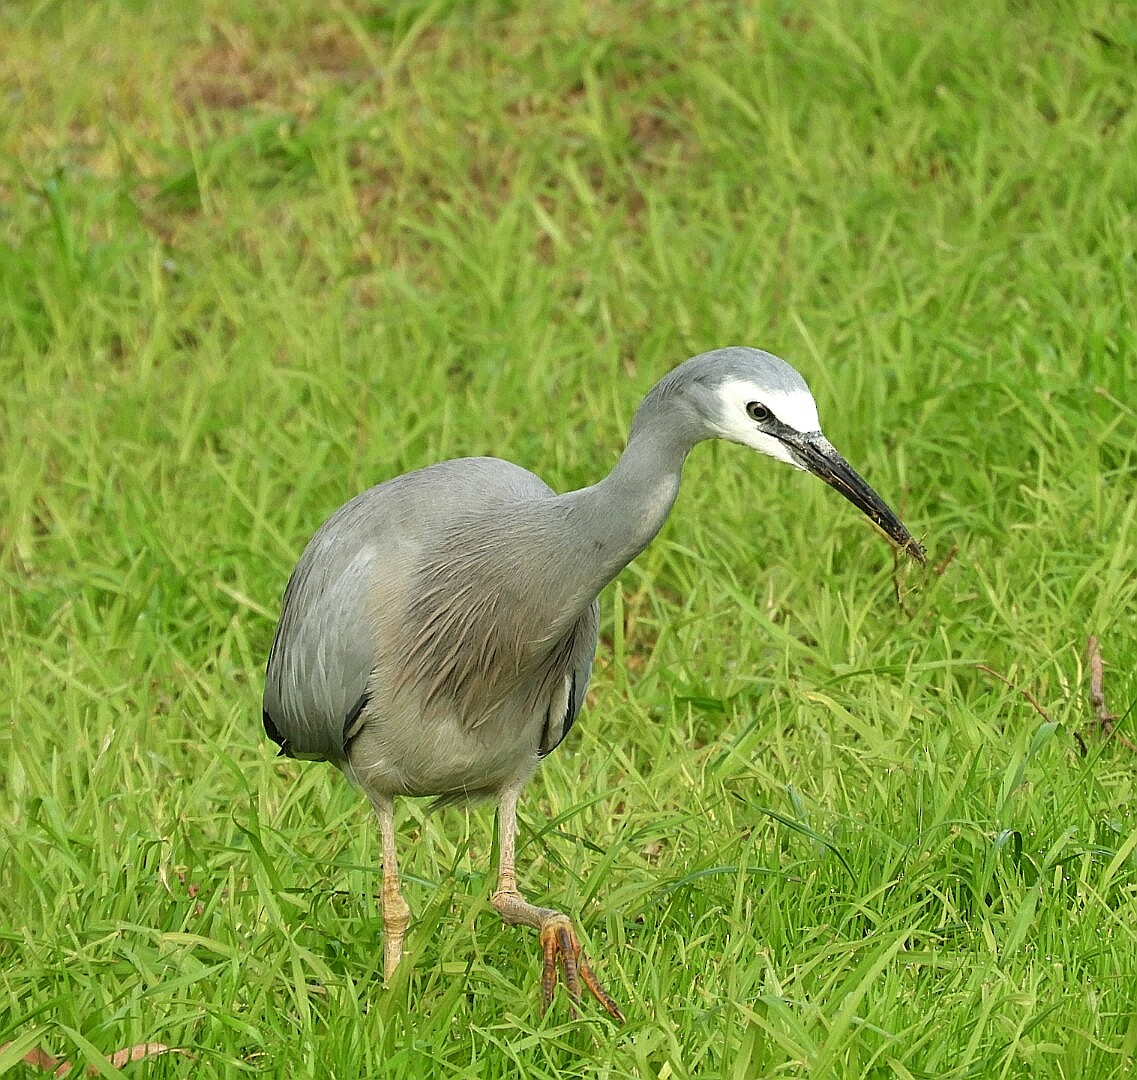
top-left (932, 544), bottom-right (958, 577)
top-left (1087, 636), bottom-right (1137, 753)
top-left (975, 663), bottom-right (1054, 724)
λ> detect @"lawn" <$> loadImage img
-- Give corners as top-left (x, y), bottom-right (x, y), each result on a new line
top-left (2, 1), bottom-right (1136, 1076)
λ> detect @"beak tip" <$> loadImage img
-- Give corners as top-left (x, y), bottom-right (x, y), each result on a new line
top-left (792, 433), bottom-right (926, 567)
top-left (887, 526), bottom-right (925, 564)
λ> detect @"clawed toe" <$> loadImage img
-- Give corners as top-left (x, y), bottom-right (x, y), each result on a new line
top-left (538, 915), bottom-right (625, 1023)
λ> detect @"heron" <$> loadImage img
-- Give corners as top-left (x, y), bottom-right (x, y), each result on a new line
top-left (262, 346), bottom-right (924, 1021)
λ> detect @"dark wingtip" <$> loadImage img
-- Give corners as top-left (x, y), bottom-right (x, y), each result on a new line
top-left (263, 708), bottom-right (296, 757)
top-left (341, 691), bottom-right (370, 755)
top-left (262, 707), bottom-right (284, 745)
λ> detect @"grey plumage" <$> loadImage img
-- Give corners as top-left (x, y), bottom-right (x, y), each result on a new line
top-left (262, 346), bottom-right (924, 1019)
top-left (264, 457), bottom-right (600, 797)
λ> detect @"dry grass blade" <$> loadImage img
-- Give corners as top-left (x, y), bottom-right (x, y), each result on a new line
top-left (975, 664), bottom-right (1052, 723)
top-left (1, 1040), bottom-right (192, 1077)
top-left (1086, 636), bottom-right (1137, 753)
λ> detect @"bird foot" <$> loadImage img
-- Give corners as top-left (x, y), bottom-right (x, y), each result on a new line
top-left (491, 886), bottom-right (624, 1021)
top-left (536, 914), bottom-right (625, 1023)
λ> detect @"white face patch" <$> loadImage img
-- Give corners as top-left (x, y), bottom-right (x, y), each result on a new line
top-left (711, 378), bottom-right (822, 467)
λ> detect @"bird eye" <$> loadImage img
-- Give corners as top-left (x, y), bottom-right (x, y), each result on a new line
top-left (746, 401), bottom-right (772, 423)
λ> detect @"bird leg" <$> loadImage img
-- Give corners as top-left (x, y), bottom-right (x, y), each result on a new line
top-left (368, 792), bottom-right (411, 982)
top-left (490, 785), bottom-right (624, 1022)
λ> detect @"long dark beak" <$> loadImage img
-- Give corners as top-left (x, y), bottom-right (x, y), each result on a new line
top-left (783, 431), bottom-right (926, 564)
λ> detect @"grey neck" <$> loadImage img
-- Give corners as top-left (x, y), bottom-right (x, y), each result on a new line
top-left (552, 402), bottom-right (701, 609)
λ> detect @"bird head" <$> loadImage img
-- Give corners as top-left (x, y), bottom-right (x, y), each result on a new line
top-left (665, 347), bottom-right (926, 563)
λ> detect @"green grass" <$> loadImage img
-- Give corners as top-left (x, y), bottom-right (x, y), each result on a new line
top-left (3, 0), bottom-right (1137, 1076)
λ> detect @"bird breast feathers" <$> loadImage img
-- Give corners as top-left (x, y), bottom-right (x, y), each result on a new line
top-left (387, 518), bottom-right (583, 729)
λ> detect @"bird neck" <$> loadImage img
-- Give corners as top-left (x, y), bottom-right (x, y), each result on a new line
top-left (555, 418), bottom-right (696, 606)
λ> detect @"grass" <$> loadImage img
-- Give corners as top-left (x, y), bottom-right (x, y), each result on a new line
top-left (2, 0), bottom-right (1137, 1076)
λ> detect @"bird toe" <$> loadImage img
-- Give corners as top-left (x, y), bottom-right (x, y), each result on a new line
top-left (537, 915), bottom-right (624, 1023)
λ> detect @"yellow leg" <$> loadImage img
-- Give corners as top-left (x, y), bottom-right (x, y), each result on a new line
top-left (490, 785), bottom-right (624, 1022)
top-left (368, 793), bottom-right (411, 982)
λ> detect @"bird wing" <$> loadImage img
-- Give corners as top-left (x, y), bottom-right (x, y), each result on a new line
top-left (263, 457), bottom-right (565, 763)
top-left (538, 598), bottom-right (599, 757)
top-left (263, 503), bottom-right (384, 762)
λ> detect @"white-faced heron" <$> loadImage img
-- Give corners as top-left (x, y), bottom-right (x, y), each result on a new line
top-left (263, 346), bottom-right (924, 1021)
